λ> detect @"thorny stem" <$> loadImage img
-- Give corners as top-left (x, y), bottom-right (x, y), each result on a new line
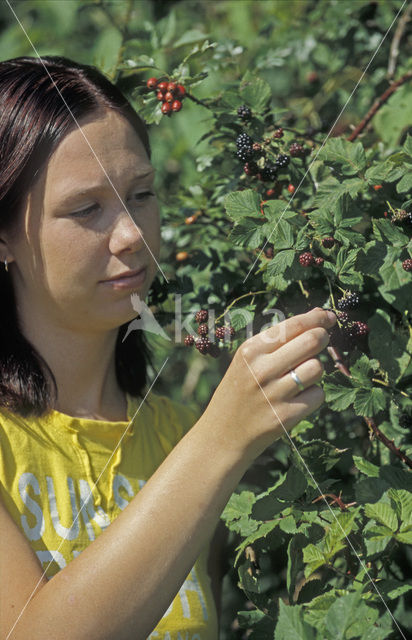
top-left (364, 417), bottom-right (412, 469)
top-left (347, 70), bottom-right (412, 142)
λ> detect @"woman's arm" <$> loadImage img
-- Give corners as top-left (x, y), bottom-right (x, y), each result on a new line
top-left (1, 308), bottom-right (336, 640)
top-left (207, 519), bottom-right (229, 624)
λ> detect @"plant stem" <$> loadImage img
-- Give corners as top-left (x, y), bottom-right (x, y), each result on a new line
top-left (347, 70), bottom-right (412, 142)
top-left (298, 280), bottom-right (309, 298)
top-left (215, 290), bottom-right (268, 324)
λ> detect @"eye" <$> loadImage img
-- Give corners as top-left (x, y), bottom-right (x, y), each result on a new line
top-left (70, 191), bottom-right (155, 218)
top-left (130, 191), bottom-right (155, 204)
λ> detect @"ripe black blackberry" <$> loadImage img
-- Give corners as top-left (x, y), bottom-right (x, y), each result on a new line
top-left (402, 258), bottom-right (412, 272)
top-left (195, 337), bottom-right (211, 354)
top-left (275, 154), bottom-right (290, 169)
top-left (237, 105), bottom-right (252, 121)
top-left (399, 413), bottom-right (412, 429)
top-left (236, 132), bottom-right (253, 148)
top-left (299, 252), bottom-right (314, 267)
top-left (322, 237), bottom-right (335, 249)
top-left (258, 164), bottom-right (278, 181)
top-left (289, 143), bottom-right (305, 158)
top-left (197, 323), bottom-right (209, 336)
top-left (236, 146), bottom-right (254, 161)
top-left (184, 335), bottom-right (195, 346)
top-left (336, 291), bottom-right (360, 311)
top-left (195, 309), bottom-right (208, 324)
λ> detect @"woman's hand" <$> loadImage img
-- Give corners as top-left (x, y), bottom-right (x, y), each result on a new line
top-left (203, 307), bottom-right (337, 462)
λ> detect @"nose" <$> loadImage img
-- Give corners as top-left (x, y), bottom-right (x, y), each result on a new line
top-left (109, 208), bottom-right (145, 254)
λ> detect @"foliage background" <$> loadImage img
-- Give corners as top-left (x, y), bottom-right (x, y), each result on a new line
top-left (0, 0), bottom-right (411, 637)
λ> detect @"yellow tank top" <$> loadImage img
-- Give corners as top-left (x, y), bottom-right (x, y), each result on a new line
top-left (0, 391), bottom-right (218, 640)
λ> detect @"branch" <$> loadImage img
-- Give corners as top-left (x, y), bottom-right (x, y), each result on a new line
top-left (364, 416), bottom-right (412, 469)
top-left (387, 2), bottom-right (412, 80)
top-left (347, 70), bottom-right (412, 142)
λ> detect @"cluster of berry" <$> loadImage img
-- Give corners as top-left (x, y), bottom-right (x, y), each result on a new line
top-left (184, 309), bottom-right (235, 357)
top-left (386, 207), bottom-right (412, 226)
top-left (329, 290), bottom-right (369, 349)
top-left (146, 78), bottom-right (186, 116)
top-left (235, 129), bottom-right (294, 183)
top-left (402, 258), bottom-right (412, 272)
top-left (297, 237), bottom-right (338, 268)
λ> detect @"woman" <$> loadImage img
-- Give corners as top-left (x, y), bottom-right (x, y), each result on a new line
top-left (0, 55), bottom-right (337, 640)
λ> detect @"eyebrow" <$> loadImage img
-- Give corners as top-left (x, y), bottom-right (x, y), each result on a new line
top-left (57, 168), bottom-right (156, 206)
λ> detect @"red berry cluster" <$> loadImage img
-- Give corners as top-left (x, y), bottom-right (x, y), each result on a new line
top-left (146, 78), bottom-right (186, 116)
top-left (402, 258), bottom-right (412, 272)
top-left (299, 251), bottom-right (324, 267)
top-left (184, 309), bottom-right (236, 357)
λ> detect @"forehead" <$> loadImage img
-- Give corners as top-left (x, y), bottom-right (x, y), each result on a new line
top-left (45, 109), bottom-right (151, 192)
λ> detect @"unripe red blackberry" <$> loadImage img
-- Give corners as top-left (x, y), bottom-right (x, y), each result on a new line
top-left (172, 100), bottom-right (182, 112)
top-left (215, 326), bottom-right (226, 341)
top-left (322, 237), bottom-right (335, 248)
top-left (273, 128), bottom-right (284, 139)
top-left (252, 142), bottom-right (262, 152)
top-left (344, 321), bottom-right (369, 338)
top-left (146, 77), bottom-right (158, 89)
top-left (161, 102), bottom-right (172, 115)
top-left (314, 256), bottom-right (324, 266)
top-left (195, 309), bottom-right (208, 324)
top-left (244, 161), bottom-right (258, 176)
top-left (197, 323), bottom-right (209, 336)
top-left (289, 142), bottom-right (305, 157)
top-left (402, 258), bottom-right (412, 272)
top-left (184, 335), bottom-right (195, 346)
top-left (353, 321), bottom-right (369, 337)
top-left (195, 337), bottom-right (210, 354)
top-left (337, 291), bottom-right (360, 311)
top-left (287, 184), bottom-right (295, 194)
top-left (299, 252), bottom-right (314, 267)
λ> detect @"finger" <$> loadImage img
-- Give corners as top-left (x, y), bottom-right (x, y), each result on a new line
top-left (277, 358), bottom-right (324, 399)
top-left (274, 384), bottom-right (325, 437)
top-left (250, 307), bottom-right (337, 354)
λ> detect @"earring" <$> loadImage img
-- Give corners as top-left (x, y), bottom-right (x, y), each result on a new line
top-left (4, 258), bottom-right (8, 272)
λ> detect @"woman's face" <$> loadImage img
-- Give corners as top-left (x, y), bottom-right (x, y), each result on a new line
top-left (5, 108), bottom-right (161, 334)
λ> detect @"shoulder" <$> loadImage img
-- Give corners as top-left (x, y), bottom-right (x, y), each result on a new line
top-left (145, 391), bottom-right (201, 447)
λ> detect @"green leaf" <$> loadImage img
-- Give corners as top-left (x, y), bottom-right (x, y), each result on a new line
top-left (396, 171), bottom-right (412, 193)
top-left (274, 465), bottom-right (307, 501)
top-left (387, 488), bottom-right (412, 523)
top-left (324, 592), bottom-right (362, 638)
top-left (318, 138), bottom-right (366, 176)
top-left (266, 249), bottom-right (295, 276)
top-left (352, 456), bottom-right (380, 477)
top-left (239, 70), bottom-right (272, 112)
top-left (349, 354), bottom-right (379, 387)
top-left (355, 478), bottom-right (390, 504)
top-left (303, 544), bottom-right (327, 577)
top-left (356, 241), bottom-right (387, 279)
top-left (368, 309), bottom-right (412, 383)
top-left (229, 218), bottom-right (268, 249)
top-left (287, 534), bottom-right (307, 601)
top-left (335, 247), bottom-right (364, 286)
top-left (221, 490), bottom-right (255, 524)
top-left (372, 579), bottom-right (412, 600)
top-left (353, 387), bottom-right (387, 417)
top-left (323, 383), bottom-right (357, 411)
top-left (364, 161), bottom-right (406, 184)
top-left (270, 220), bottom-right (295, 249)
top-left (364, 502), bottom-right (398, 532)
top-left (403, 133), bottom-right (412, 158)
top-left (224, 189), bottom-right (260, 221)
top-left (313, 177), bottom-right (364, 208)
top-left (363, 521), bottom-right (394, 557)
top-left (274, 599), bottom-right (315, 640)
top-left (373, 219), bottom-right (409, 247)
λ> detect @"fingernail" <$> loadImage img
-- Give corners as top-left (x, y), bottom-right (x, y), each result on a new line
top-left (327, 310), bottom-right (337, 323)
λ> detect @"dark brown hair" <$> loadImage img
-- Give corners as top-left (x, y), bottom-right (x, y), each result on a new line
top-left (0, 55), bottom-right (155, 418)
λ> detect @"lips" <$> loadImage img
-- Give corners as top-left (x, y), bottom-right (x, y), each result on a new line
top-left (103, 267), bottom-right (146, 282)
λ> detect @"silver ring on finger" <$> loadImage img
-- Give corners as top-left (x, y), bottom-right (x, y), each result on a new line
top-left (289, 368), bottom-right (305, 391)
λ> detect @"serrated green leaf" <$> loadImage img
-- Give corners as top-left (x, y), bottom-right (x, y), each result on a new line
top-left (221, 490), bottom-right (255, 524)
top-left (363, 520), bottom-right (394, 557)
top-left (229, 217), bottom-right (268, 249)
top-left (353, 387), bottom-right (387, 417)
top-left (402, 133), bottom-right (412, 158)
top-left (323, 383), bottom-right (357, 411)
top-left (365, 161), bottom-right (406, 183)
top-left (349, 354), bottom-right (379, 387)
top-left (387, 488), bottom-right (412, 523)
top-left (324, 592), bottom-right (362, 638)
top-left (303, 544), bottom-right (327, 577)
top-left (395, 530), bottom-right (412, 543)
top-left (368, 309), bottom-right (412, 383)
top-left (352, 456), bottom-right (380, 477)
top-left (318, 138), bottom-right (366, 175)
top-left (373, 218), bottom-right (409, 247)
top-left (224, 189), bottom-right (260, 221)
top-left (364, 502), bottom-right (398, 532)
top-left (396, 171), bottom-right (412, 193)
top-left (266, 249), bottom-right (295, 276)
top-left (313, 177), bottom-right (364, 208)
top-left (336, 247), bottom-right (364, 286)
top-left (275, 599), bottom-right (315, 640)
top-left (274, 466), bottom-right (307, 501)
top-left (356, 241), bottom-right (387, 278)
top-left (239, 70), bottom-right (272, 112)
